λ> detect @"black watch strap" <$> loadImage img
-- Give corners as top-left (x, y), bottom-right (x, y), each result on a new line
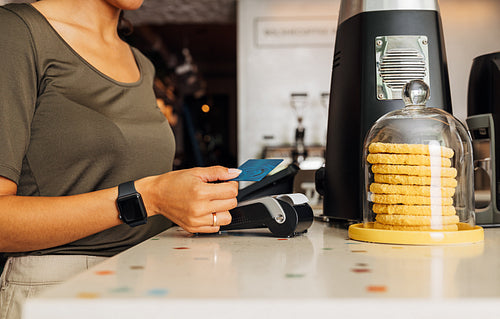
top-left (119, 180), bottom-right (136, 195)
top-left (117, 181), bottom-right (147, 227)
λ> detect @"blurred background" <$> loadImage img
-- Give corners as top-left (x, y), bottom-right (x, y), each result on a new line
top-left (3, 0), bottom-right (500, 173)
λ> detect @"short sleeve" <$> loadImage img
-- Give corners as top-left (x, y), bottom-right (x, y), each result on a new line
top-left (0, 7), bottom-right (38, 184)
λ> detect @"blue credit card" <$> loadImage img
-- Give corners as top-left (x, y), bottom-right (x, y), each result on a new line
top-left (230, 159), bottom-right (284, 181)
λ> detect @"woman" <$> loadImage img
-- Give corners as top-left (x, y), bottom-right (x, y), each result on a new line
top-left (0, 1), bottom-right (240, 318)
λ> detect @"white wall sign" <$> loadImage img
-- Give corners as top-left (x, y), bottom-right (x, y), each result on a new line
top-left (255, 17), bottom-right (337, 47)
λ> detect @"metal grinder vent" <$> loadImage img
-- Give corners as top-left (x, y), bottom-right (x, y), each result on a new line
top-left (375, 35), bottom-right (430, 100)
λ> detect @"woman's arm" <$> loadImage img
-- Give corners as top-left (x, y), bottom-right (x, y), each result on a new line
top-left (0, 176), bottom-right (121, 252)
top-left (0, 166), bottom-right (240, 253)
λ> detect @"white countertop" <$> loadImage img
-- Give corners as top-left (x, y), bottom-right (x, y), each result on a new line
top-left (23, 220), bottom-right (500, 319)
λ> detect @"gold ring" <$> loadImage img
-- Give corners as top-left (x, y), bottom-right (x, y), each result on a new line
top-left (212, 212), bottom-right (217, 227)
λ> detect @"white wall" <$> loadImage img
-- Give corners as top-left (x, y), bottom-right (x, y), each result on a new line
top-left (440, 0), bottom-right (500, 122)
top-left (237, 0), bottom-right (500, 163)
top-left (237, 0), bottom-right (340, 162)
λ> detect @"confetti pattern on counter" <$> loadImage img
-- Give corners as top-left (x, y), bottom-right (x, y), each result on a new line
top-left (350, 250), bottom-right (367, 253)
top-left (95, 270), bottom-right (115, 276)
top-left (366, 285), bottom-right (387, 293)
top-left (77, 292), bottom-right (100, 299)
top-left (351, 268), bottom-right (371, 273)
top-left (285, 273), bottom-right (306, 278)
top-left (146, 288), bottom-right (169, 296)
top-left (173, 247), bottom-right (190, 250)
top-left (130, 265), bottom-right (144, 270)
top-left (351, 262), bottom-right (371, 273)
top-left (277, 238), bottom-right (289, 241)
top-left (322, 248), bottom-right (333, 250)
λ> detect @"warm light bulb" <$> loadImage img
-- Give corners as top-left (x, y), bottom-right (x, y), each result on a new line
top-left (201, 104), bottom-right (210, 113)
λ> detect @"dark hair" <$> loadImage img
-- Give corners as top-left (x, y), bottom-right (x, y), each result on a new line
top-left (118, 10), bottom-right (133, 37)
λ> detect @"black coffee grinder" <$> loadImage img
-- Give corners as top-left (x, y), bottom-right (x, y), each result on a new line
top-left (315, 0), bottom-right (452, 223)
top-left (466, 52), bottom-right (500, 226)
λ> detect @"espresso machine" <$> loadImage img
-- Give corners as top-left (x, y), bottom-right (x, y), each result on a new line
top-left (466, 52), bottom-right (500, 226)
top-left (315, 0), bottom-right (452, 223)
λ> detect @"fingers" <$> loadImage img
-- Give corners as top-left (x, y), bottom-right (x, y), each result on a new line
top-left (194, 182), bottom-right (237, 201)
top-left (189, 226), bottom-right (221, 233)
top-left (148, 166), bottom-right (240, 234)
top-left (180, 211), bottom-right (232, 234)
top-left (208, 196), bottom-right (238, 211)
top-left (211, 211), bottom-right (232, 226)
top-left (176, 187), bottom-right (237, 233)
top-left (195, 211), bottom-right (232, 227)
top-left (197, 166), bottom-right (241, 183)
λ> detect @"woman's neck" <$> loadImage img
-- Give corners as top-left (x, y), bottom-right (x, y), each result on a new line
top-left (30, 0), bottom-right (142, 83)
top-left (32, 0), bottom-right (121, 43)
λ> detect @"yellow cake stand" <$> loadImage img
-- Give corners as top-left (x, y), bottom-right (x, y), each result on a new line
top-left (349, 222), bottom-right (484, 245)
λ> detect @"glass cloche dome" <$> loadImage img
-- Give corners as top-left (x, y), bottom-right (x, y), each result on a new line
top-left (349, 80), bottom-right (483, 245)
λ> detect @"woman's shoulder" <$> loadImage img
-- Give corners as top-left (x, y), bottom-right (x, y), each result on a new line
top-left (0, 4), bottom-right (40, 47)
top-left (0, 3), bottom-right (46, 38)
top-left (1, 3), bottom-right (38, 23)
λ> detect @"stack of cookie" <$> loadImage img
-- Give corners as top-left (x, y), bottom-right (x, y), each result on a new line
top-left (367, 142), bottom-right (459, 231)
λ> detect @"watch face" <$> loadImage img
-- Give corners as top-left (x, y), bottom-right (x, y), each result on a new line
top-left (117, 194), bottom-right (146, 223)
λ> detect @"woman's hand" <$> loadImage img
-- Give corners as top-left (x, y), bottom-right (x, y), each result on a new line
top-left (137, 166), bottom-right (241, 233)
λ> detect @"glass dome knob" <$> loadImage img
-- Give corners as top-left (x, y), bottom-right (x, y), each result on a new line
top-left (402, 79), bottom-right (430, 107)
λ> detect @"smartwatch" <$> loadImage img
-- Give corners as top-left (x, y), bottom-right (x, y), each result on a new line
top-left (116, 181), bottom-right (147, 227)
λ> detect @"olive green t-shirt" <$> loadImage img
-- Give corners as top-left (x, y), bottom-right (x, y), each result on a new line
top-left (0, 4), bottom-right (175, 256)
